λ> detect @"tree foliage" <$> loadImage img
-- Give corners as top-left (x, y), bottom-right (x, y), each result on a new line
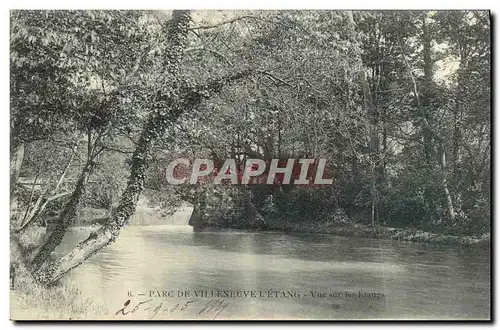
top-left (10, 10), bottom-right (490, 285)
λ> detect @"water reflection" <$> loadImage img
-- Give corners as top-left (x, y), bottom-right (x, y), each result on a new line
top-left (55, 225), bottom-right (490, 320)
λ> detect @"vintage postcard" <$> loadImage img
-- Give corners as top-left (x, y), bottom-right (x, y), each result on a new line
top-left (9, 9), bottom-right (491, 320)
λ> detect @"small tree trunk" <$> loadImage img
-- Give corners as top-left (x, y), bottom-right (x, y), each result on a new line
top-left (30, 162), bottom-right (93, 270)
top-left (440, 145), bottom-right (456, 222)
top-left (18, 149), bottom-right (76, 233)
top-left (31, 116), bottom-right (160, 283)
top-left (346, 11), bottom-right (379, 227)
top-left (421, 15), bottom-right (437, 223)
top-left (452, 49), bottom-right (466, 178)
top-left (10, 142), bottom-right (25, 196)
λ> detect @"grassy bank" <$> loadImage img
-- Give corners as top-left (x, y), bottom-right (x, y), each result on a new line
top-left (10, 233), bottom-right (108, 320)
top-left (11, 277), bottom-right (108, 320)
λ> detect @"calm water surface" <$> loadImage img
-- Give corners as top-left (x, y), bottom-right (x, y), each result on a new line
top-left (55, 225), bottom-right (490, 320)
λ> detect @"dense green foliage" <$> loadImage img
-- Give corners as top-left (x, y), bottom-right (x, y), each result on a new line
top-left (11, 10), bottom-right (490, 252)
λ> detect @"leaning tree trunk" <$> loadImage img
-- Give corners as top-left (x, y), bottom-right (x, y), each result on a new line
top-left (30, 162), bottom-right (93, 269)
top-left (32, 65), bottom-right (255, 284)
top-left (32, 118), bottom-right (160, 280)
top-left (31, 10), bottom-right (255, 285)
top-left (29, 10), bottom-right (192, 278)
top-left (31, 20), bottom-right (189, 282)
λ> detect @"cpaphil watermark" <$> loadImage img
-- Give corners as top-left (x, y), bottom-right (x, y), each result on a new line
top-left (165, 158), bottom-right (333, 185)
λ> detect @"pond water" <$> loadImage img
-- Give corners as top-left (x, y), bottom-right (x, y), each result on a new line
top-left (55, 225), bottom-right (490, 320)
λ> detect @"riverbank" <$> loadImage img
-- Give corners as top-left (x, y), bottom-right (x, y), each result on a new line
top-left (11, 277), bottom-right (109, 320)
top-left (10, 240), bottom-right (109, 320)
top-left (196, 221), bottom-right (491, 247)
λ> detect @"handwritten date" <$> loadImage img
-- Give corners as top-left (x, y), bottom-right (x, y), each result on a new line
top-left (115, 298), bottom-right (230, 320)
